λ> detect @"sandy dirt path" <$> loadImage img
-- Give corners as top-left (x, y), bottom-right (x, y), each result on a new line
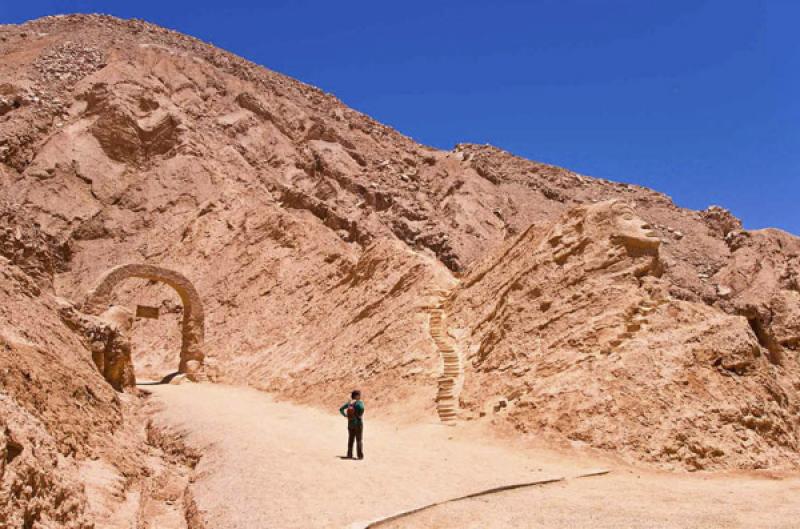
top-left (379, 470), bottom-right (800, 529)
top-left (145, 383), bottom-right (800, 529)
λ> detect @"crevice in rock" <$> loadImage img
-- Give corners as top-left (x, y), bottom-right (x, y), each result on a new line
top-left (747, 316), bottom-right (784, 366)
top-left (5, 435), bottom-right (23, 464)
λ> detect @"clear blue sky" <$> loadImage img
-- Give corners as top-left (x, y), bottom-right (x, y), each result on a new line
top-left (3, 1), bottom-right (798, 234)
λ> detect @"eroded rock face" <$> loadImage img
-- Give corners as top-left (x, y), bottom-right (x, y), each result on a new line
top-left (713, 229), bottom-right (800, 366)
top-left (58, 302), bottom-right (136, 391)
top-left (253, 237), bottom-right (456, 409)
top-left (0, 396), bottom-right (93, 529)
top-left (0, 14), bottom-right (798, 475)
top-left (448, 201), bottom-right (800, 470)
top-left (85, 83), bottom-right (181, 165)
top-left (0, 205), bottom-right (136, 526)
top-left (0, 200), bottom-right (69, 287)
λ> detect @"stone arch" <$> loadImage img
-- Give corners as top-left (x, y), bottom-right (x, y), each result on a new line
top-left (83, 263), bottom-right (204, 375)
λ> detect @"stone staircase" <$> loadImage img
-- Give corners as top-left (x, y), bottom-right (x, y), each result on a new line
top-left (426, 289), bottom-right (462, 424)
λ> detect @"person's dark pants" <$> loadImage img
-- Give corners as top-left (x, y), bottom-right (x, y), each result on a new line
top-left (347, 423), bottom-right (363, 459)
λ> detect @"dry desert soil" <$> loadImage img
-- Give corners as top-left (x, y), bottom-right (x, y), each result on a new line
top-left (1, 13), bottom-right (799, 529)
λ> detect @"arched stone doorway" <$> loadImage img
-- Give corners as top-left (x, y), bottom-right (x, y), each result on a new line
top-left (83, 263), bottom-right (205, 377)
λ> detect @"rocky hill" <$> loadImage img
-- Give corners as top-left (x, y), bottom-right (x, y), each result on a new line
top-left (0, 15), bottom-right (797, 510)
top-left (448, 200), bottom-right (799, 470)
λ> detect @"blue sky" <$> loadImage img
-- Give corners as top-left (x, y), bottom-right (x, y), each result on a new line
top-left (3, 1), bottom-right (798, 234)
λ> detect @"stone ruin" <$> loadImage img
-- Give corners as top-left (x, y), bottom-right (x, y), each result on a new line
top-left (80, 263), bottom-right (206, 387)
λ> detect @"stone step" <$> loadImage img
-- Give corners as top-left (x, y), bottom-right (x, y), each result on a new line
top-left (431, 298), bottom-right (462, 425)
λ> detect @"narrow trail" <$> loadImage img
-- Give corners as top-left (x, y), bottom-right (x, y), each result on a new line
top-left (145, 383), bottom-right (800, 529)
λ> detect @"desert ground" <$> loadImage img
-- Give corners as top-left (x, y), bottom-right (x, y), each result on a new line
top-left (142, 382), bottom-right (800, 529)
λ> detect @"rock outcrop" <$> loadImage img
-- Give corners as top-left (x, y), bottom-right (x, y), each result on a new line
top-left (448, 201), bottom-right (799, 470)
top-left (0, 14), bottom-right (798, 477)
top-left (0, 204), bottom-right (131, 526)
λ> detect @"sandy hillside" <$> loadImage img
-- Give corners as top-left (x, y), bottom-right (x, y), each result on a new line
top-left (0, 13), bottom-right (799, 526)
top-left (2, 13), bottom-right (799, 465)
top-left (447, 200), bottom-right (799, 470)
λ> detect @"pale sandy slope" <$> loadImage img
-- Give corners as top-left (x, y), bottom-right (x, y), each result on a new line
top-left (145, 383), bottom-right (800, 529)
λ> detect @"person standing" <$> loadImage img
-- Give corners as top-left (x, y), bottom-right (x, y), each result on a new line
top-left (339, 390), bottom-right (365, 459)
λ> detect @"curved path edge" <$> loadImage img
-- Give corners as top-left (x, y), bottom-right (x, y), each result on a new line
top-left (350, 470), bottom-right (610, 529)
